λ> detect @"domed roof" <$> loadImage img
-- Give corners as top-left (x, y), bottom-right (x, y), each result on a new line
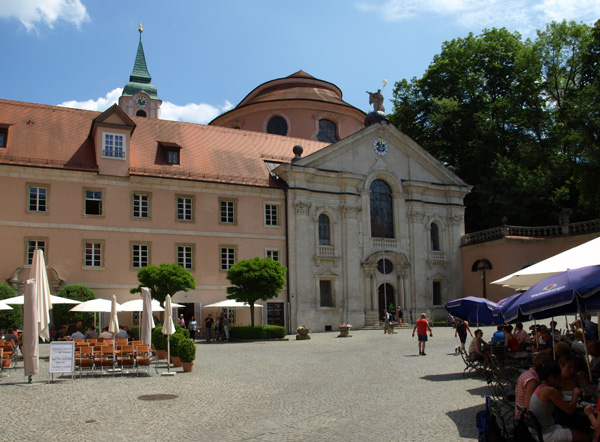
top-left (235, 70), bottom-right (354, 109)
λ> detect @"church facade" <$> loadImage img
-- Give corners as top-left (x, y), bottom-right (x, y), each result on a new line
top-left (0, 32), bottom-right (470, 331)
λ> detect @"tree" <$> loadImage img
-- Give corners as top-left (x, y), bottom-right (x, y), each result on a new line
top-left (0, 283), bottom-right (22, 330)
top-left (52, 284), bottom-right (97, 330)
top-left (226, 257), bottom-right (287, 327)
top-left (131, 263), bottom-right (196, 304)
top-left (389, 23), bottom-right (600, 232)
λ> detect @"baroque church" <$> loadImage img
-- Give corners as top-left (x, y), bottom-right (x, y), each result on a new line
top-left (0, 30), bottom-right (470, 331)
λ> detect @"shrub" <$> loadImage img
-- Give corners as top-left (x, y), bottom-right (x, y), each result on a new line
top-left (178, 338), bottom-right (196, 363)
top-left (169, 332), bottom-right (185, 357)
top-left (52, 284), bottom-right (96, 330)
top-left (129, 327), bottom-right (140, 340)
top-left (0, 283), bottom-right (21, 330)
top-left (152, 325), bottom-right (166, 350)
top-left (230, 325), bottom-right (286, 340)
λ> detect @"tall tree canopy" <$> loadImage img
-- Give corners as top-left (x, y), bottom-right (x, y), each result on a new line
top-left (131, 263), bottom-right (196, 303)
top-left (390, 21), bottom-right (600, 232)
top-left (226, 257), bottom-right (287, 327)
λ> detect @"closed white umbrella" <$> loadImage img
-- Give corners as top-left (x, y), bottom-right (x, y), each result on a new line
top-left (29, 249), bottom-right (51, 342)
top-left (1, 294), bottom-right (81, 305)
top-left (140, 288), bottom-right (154, 346)
top-left (23, 279), bottom-right (39, 381)
top-left (120, 299), bottom-right (164, 312)
top-left (108, 295), bottom-right (119, 336)
top-left (162, 295), bottom-right (176, 375)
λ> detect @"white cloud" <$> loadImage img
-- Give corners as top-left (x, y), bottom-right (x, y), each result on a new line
top-left (356, 0), bottom-right (600, 36)
top-left (0, 0), bottom-right (90, 31)
top-left (58, 88), bottom-right (234, 124)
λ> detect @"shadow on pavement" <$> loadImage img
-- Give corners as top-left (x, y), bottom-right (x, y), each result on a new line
top-left (421, 372), bottom-right (470, 381)
top-left (446, 403), bottom-right (483, 440)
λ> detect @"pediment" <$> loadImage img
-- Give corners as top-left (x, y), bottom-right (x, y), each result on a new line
top-left (314, 268), bottom-right (340, 278)
top-left (89, 104), bottom-right (136, 138)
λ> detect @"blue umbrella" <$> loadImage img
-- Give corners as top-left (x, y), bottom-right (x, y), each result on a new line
top-left (492, 291), bottom-right (528, 323)
top-left (445, 296), bottom-right (504, 325)
top-left (501, 265), bottom-right (600, 323)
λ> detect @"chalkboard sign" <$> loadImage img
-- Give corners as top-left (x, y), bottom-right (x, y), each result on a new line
top-left (49, 341), bottom-right (75, 374)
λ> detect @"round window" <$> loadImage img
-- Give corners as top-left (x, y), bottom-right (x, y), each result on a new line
top-left (377, 259), bottom-right (393, 274)
top-left (267, 116), bottom-right (288, 136)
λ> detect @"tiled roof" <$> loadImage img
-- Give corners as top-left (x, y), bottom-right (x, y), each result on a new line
top-left (0, 99), bottom-right (329, 187)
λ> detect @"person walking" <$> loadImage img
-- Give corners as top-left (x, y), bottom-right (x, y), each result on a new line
top-left (454, 318), bottom-right (472, 353)
top-left (188, 316), bottom-right (197, 341)
top-left (382, 308), bottom-right (392, 334)
top-left (204, 314), bottom-right (214, 343)
top-left (412, 312), bottom-right (433, 356)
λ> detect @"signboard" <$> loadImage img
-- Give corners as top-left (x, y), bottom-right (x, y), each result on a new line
top-left (49, 341), bottom-right (75, 374)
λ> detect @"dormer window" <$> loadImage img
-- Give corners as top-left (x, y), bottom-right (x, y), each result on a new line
top-left (102, 133), bottom-right (125, 158)
top-left (0, 126), bottom-right (7, 148)
top-left (159, 141), bottom-right (182, 165)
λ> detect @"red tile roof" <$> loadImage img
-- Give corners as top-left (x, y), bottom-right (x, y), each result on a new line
top-left (0, 99), bottom-right (329, 187)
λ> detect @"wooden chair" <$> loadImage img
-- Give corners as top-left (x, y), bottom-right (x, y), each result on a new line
top-left (0, 346), bottom-right (14, 376)
top-left (94, 346), bottom-right (116, 373)
top-left (116, 344), bottom-right (135, 371)
top-left (116, 339), bottom-right (128, 347)
top-left (134, 344), bottom-right (156, 376)
top-left (75, 345), bottom-right (95, 377)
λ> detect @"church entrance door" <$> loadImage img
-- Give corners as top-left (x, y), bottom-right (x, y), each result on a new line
top-left (378, 283), bottom-right (395, 320)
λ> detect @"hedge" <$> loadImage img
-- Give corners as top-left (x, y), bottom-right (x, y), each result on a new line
top-left (230, 325), bottom-right (286, 340)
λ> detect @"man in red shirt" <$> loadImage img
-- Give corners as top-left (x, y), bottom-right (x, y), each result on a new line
top-left (412, 312), bottom-right (433, 356)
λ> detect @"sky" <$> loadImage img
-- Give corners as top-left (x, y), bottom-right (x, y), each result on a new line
top-left (1, 0), bottom-right (599, 124)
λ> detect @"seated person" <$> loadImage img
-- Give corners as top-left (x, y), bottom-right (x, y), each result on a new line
top-left (514, 353), bottom-right (552, 420)
top-left (114, 325), bottom-right (128, 340)
top-left (70, 327), bottom-right (85, 340)
top-left (53, 325), bottom-right (70, 341)
top-left (588, 340), bottom-right (600, 382)
top-left (513, 322), bottom-right (531, 350)
top-left (529, 363), bottom-right (588, 442)
top-left (492, 325), bottom-right (505, 344)
top-left (572, 329), bottom-right (587, 357)
top-left (84, 326), bottom-right (98, 340)
top-left (533, 326), bottom-right (554, 354)
top-left (2, 328), bottom-right (21, 349)
top-left (503, 325), bottom-right (521, 352)
top-left (99, 327), bottom-right (113, 339)
top-left (554, 342), bottom-right (572, 365)
top-left (468, 329), bottom-right (490, 371)
top-left (559, 355), bottom-right (580, 392)
top-left (583, 313), bottom-right (599, 340)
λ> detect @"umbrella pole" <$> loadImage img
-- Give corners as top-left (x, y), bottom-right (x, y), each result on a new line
top-left (576, 297), bottom-right (593, 383)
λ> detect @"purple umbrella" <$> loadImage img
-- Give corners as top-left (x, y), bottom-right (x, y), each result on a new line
top-left (501, 265), bottom-right (600, 323)
top-left (445, 296), bottom-right (504, 325)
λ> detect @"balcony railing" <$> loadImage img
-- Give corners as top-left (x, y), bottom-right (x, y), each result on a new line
top-left (317, 246), bottom-right (336, 257)
top-left (461, 218), bottom-right (600, 246)
top-left (372, 238), bottom-right (397, 248)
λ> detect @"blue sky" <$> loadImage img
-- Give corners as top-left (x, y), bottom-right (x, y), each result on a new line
top-left (1, 0), bottom-right (599, 124)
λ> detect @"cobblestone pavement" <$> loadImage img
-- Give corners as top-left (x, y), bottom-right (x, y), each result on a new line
top-left (1, 325), bottom-right (500, 442)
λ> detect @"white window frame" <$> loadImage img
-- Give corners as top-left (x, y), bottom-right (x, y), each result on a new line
top-left (219, 198), bottom-right (237, 225)
top-left (265, 248), bottom-right (280, 262)
top-left (264, 202), bottom-right (280, 227)
top-left (25, 238), bottom-right (47, 266)
top-left (27, 184), bottom-right (48, 213)
top-left (176, 195), bottom-right (194, 222)
top-left (84, 189), bottom-right (104, 217)
top-left (131, 242), bottom-right (150, 269)
top-left (132, 192), bottom-right (151, 219)
top-left (102, 132), bottom-right (125, 159)
top-left (220, 246), bottom-right (236, 271)
top-left (83, 240), bottom-right (104, 269)
top-left (176, 244), bottom-right (194, 270)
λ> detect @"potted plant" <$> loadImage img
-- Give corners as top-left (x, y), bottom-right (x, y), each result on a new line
top-left (178, 337), bottom-right (196, 372)
top-left (296, 326), bottom-right (311, 340)
top-left (338, 323), bottom-right (352, 338)
top-left (169, 333), bottom-right (184, 367)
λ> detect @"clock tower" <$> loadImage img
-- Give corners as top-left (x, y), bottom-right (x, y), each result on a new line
top-left (118, 24), bottom-right (162, 119)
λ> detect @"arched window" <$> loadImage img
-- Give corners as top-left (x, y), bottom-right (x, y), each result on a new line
top-left (370, 179), bottom-right (394, 238)
top-left (267, 116), bottom-right (288, 136)
top-left (317, 119), bottom-right (337, 143)
top-left (136, 110), bottom-right (147, 117)
top-left (318, 214), bottom-right (331, 245)
top-left (431, 222), bottom-right (440, 251)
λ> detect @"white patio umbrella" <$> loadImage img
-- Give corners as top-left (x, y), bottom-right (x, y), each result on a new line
top-left (23, 279), bottom-right (39, 381)
top-left (108, 295), bottom-right (119, 336)
top-left (140, 288), bottom-right (154, 346)
top-left (491, 236), bottom-right (600, 290)
top-left (0, 301), bottom-right (12, 310)
top-left (120, 299), bottom-right (164, 312)
top-left (29, 249), bottom-right (51, 342)
top-left (162, 295), bottom-right (176, 375)
top-left (69, 298), bottom-right (121, 312)
top-left (205, 300), bottom-right (264, 308)
top-left (1, 294), bottom-right (81, 305)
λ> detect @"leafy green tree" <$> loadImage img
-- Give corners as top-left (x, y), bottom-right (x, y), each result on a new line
top-left (0, 283), bottom-right (22, 330)
top-left (390, 23), bottom-right (600, 231)
top-left (131, 263), bottom-right (196, 304)
top-left (226, 257), bottom-right (287, 327)
top-left (52, 284), bottom-right (97, 331)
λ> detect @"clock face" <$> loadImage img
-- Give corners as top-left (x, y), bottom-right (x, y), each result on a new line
top-left (373, 137), bottom-right (389, 156)
top-left (135, 96), bottom-right (148, 108)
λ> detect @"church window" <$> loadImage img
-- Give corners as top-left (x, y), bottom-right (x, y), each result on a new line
top-left (318, 214), bottom-right (331, 245)
top-left (431, 222), bottom-right (440, 251)
top-left (267, 116), bottom-right (288, 136)
top-left (319, 280), bottom-right (334, 307)
top-left (102, 133), bottom-right (125, 158)
top-left (433, 281), bottom-right (442, 306)
top-left (136, 110), bottom-right (147, 117)
top-left (370, 179), bottom-right (394, 238)
top-left (316, 119), bottom-right (338, 143)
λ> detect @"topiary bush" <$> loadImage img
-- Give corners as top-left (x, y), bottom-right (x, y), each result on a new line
top-left (230, 325), bottom-right (286, 340)
top-left (52, 284), bottom-right (97, 330)
top-left (168, 332), bottom-right (185, 357)
top-left (0, 283), bottom-right (22, 330)
top-left (178, 338), bottom-right (196, 363)
top-left (152, 324), bottom-right (166, 350)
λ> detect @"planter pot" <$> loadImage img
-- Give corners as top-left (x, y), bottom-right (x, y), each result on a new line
top-left (181, 362), bottom-right (194, 372)
top-left (156, 349), bottom-right (168, 360)
top-left (338, 326), bottom-right (352, 338)
top-left (171, 356), bottom-right (182, 367)
top-left (297, 328), bottom-right (309, 335)
top-left (296, 330), bottom-right (311, 340)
